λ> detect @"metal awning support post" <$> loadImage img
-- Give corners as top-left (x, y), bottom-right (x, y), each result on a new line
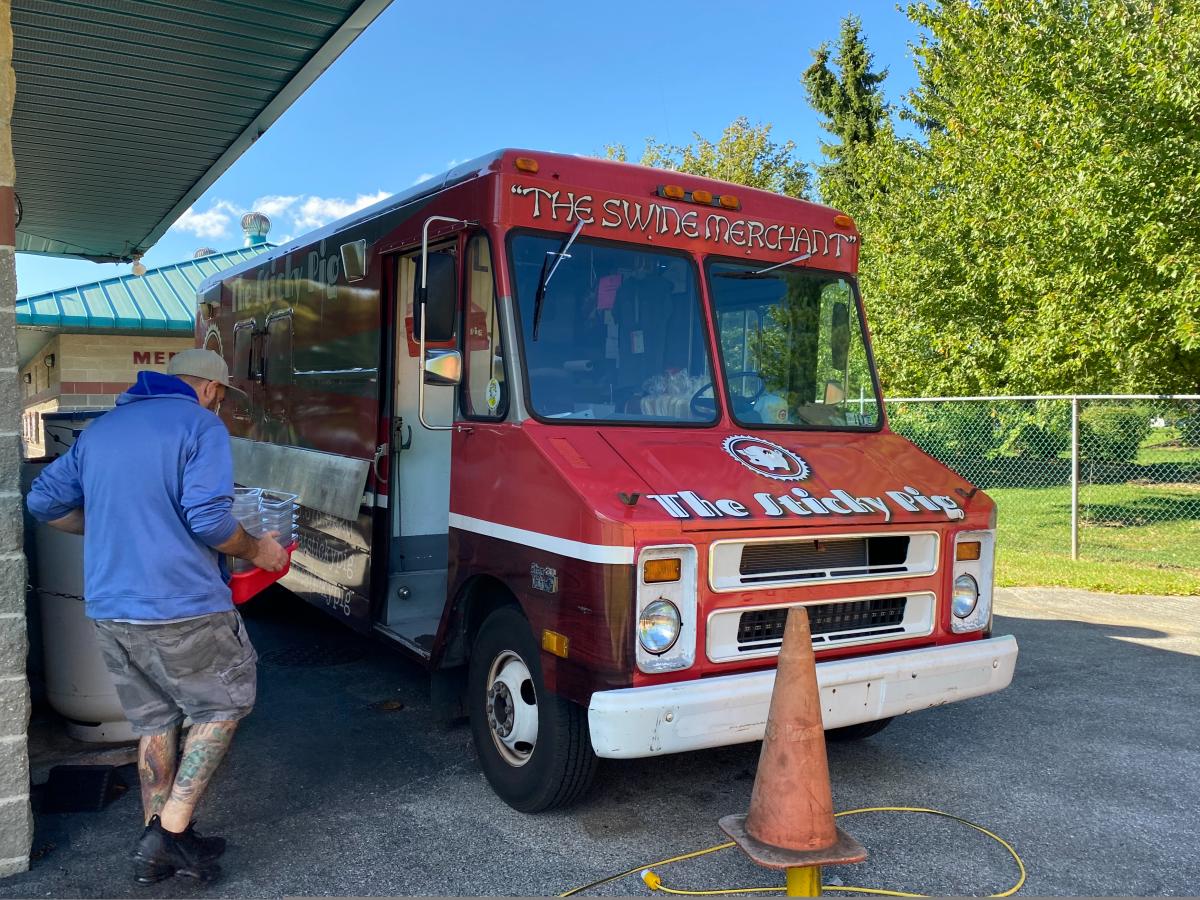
top-left (0, 0), bottom-right (33, 876)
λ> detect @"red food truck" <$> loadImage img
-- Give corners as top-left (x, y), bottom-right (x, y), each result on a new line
top-left (196, 150), bottom-right (1018, 812)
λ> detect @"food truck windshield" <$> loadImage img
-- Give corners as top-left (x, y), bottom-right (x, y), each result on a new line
top-left (509, 231), bottom-right (882, 428)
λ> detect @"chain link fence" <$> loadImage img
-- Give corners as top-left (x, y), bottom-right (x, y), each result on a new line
top-left (884, 395), bottom-right (1200, 570)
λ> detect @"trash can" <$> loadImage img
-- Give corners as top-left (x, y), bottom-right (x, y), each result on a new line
top-left (25, 409), bottom-right (135, 743)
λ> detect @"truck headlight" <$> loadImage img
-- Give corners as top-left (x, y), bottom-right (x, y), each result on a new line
top-left (951, 531), bottom-right (994, 634)
top-left (638, 600), bottom-right (681, 654)
top-left (636, 546), bottom-right (697, 673)
top-left (951, 574), bottom-right (979, 618)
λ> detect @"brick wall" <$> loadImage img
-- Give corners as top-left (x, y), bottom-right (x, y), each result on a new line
top-left (19, 334), bottom-right (194, 457)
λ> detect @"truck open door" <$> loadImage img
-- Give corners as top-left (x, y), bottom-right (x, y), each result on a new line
top-left (379, 239), bottom-right (458, 656)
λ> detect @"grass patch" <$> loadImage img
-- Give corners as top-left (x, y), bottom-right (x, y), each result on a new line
top-left (1135, 436), bottom-right (1200, 467)
top-left (990, 484), bottom-right (1200, 595)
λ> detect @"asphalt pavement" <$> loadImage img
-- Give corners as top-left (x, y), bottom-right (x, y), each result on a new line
top-left (2, 585), bottom-right (1197, 897)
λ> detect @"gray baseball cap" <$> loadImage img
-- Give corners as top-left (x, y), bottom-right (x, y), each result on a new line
top-left (167, 348), bottom-right (246, 396)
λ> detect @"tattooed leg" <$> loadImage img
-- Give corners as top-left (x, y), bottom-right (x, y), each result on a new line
top-left (138, 728), bottom-right (179, 824)
top-left (158, 721), bottom-right (239, 834)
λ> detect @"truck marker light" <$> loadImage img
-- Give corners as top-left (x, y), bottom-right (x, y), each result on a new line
top-left (833, 213), bottom-right (855, 228)
top-left (718, 194), bottom-right (740, 210)
top-left (692, 189), bottom-right (713, 204)
top-left (514, 157), bottom-right (540, 173)
top-left (661, 184), bottom-right (686, 200)
top-left (956, 541), bottom-right (982, 561)
top-left (643, 558), bottom-right (682, 584)
top-left (541, 630), bottom-right (570, 658)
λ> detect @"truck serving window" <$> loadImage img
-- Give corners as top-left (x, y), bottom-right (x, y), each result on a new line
top-left (707, 261), bottom-right (881, 429)
top-left (510, 233), bottom-right (714, 424)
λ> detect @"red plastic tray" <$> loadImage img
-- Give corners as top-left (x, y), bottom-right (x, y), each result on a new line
top-left (230, 542), bottom-right (297, 605)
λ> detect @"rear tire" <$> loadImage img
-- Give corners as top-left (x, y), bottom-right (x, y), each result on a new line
top-left (826, 716), bottom-right (893, 742)
top-left (468, 606), bottom-right (597, 812)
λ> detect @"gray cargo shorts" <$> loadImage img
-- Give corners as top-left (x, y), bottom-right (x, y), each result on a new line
top-left (94, 610), bottom-right (257, 735)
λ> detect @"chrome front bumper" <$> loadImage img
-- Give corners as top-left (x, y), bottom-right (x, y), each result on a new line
top-left (588, 635), bottom-right (1018, 759)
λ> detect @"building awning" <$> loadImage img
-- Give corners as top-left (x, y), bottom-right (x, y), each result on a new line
top-left (12, 0), bottom-right (392, 263)
top-left (16, 245), bottom-right (273, 361)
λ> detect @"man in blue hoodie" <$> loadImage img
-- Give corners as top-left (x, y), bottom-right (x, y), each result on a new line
top-left (27, 349), bottom-right (287, 885)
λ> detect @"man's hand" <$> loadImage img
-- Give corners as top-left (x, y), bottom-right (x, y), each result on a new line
top-left (215, 525), bottom-right (288, 571)
top-left (250, 534), bottom-right (288, 573)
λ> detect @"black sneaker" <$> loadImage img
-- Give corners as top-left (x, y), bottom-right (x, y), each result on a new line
top-left (131, 815), bottom-right (221, 884)
top-left (184, 822), bottom-right (226, 861)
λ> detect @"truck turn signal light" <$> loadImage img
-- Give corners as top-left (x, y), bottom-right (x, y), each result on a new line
top-left (956, 541), bottom-right (982, 561)
top-left (643, 558), bottom-right (682, 583)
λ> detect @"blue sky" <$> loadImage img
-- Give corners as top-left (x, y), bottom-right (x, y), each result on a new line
top-left (16, 1), bottom-right (923, 296)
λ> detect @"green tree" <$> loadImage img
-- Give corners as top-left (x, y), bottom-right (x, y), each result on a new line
top-left (846, 0), bottom-right (1200, 395)
top-left (607, 117), bottom-right (811, 199)
top-left (802, 15), bottom-right (889, 209)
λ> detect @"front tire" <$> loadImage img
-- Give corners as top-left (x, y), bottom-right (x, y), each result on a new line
top-left (468, 606), bottom-right (597, 812)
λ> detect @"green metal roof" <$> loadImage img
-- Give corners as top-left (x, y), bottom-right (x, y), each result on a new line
top-left (16, 244), bottom-right (273, 332)
top-left (12, 0), bottom-right (392, 262)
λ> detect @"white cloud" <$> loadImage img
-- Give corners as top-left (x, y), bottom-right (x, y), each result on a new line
top-left (251, 194), bottom-right (301, 219)
top-left (291, 191), bottom-right (390, 231)
top-left (169, 190), bottom-right (391, 246)
top-left (412, 173), bottom-right (434, 185)
top-left (171, 201), bottom-right (239, 239)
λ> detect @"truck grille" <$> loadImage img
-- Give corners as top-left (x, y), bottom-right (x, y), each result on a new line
top-left (737, 597), bottom-right (908, 646)
top-left (705, 592), bottom-right (935, 662)
top-left (739, 536), bottom-right (908, 582)
top-left (710, 531), bottom-right (939, 592)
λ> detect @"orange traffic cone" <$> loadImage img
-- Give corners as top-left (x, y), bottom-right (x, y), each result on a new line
top-left (719, 606), bottom-right (866, 896)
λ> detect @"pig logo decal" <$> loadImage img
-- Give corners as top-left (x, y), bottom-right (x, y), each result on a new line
top-left (723, 435), bottom-right (811, 481)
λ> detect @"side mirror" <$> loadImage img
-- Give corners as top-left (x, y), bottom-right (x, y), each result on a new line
top-left (424, 349), bottom-right (462, 386)
top-left (415, 252), bottom-right (457, 342)
top-left (830, 301), bottom-right (850, 371)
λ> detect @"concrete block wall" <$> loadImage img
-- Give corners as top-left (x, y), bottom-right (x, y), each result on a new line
top-left (0, 257), bottom-right (31, 877)
top-left (2, 1), bottom-right (34, 872)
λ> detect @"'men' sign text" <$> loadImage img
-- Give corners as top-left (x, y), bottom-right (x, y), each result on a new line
top-left (132, 351), bottom-right (177, 365)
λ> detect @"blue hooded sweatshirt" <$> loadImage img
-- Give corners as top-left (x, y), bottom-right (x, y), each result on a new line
top-left (27, 371), bottom-right (241, 620)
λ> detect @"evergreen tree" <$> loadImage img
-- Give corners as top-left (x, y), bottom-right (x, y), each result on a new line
top-left (802, 16), bottom-right (889, 209)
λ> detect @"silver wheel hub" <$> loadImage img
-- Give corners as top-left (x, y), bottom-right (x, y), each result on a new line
top-left (487, 682), bottom-right (515, 737)
top-left (485, 650), bottom-right (538, 767)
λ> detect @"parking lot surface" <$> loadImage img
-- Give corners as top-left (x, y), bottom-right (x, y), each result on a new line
top-left (2, 585), bottom-right (1197, 898)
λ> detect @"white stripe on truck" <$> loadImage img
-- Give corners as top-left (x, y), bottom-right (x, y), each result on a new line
top-left (448, 513), bottom-right (635, 565)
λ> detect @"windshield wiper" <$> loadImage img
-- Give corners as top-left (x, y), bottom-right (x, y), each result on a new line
top-left (712, 253), bottom-right (815, 279)
top-left (751, 253), bottom-right (812, 275)
top-left (532, 218), bottom-right (586, 340)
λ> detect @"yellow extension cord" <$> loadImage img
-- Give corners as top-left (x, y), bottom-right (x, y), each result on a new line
top-left (559, 806), bottom-right (1027, 898)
